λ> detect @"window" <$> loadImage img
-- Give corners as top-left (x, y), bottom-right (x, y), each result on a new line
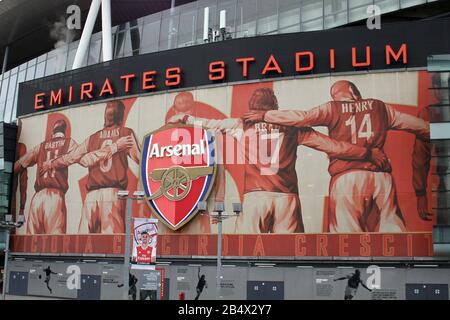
top-left (45, 51), bottom-right (58, 76)
top-left (236, 0), bottom-right (257, 38)
top-left (0, 75), bottom-right (9, 106)
top-left (159, 7), bottom-right (181, 51)
top-left (401, 0), bottom-right (426, 8)
top-left (141, 14), bottom-right (162, 54)
top-left (324, 0), bottom-right (348, 28)
top-left (35, 61), bottom-right (46, 79)
top-left (301, 0), bottom-right (323, 31)
top-left (218, 0), bottom-right (238, 38)
top-left (177, 3), bottom-right (197, 48)
top-left (375, 0), bottom-right (400, 14)
top-left (431, 140), bottom-right (450, 225)
top-left (196, 0), bottom-right (217, 44)
top-left (88, 33), bottom-right (102, 65)
top-left (25, 63), bottom-right (36, 81)
top-left (348, 0), bottom-right (372, 22)
top-left (257, 0), bottom-right (278, 35)
top-left (278, 0), bottom-right (300, 33)
top-left (66, 42), bottom-right (79, 71)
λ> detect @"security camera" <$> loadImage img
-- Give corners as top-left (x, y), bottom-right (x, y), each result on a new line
top-left (198, 201), bottom-right (207, 213)
top-left (232, 203), bottom-right (242, 215)
top-left (117, 190), bottom-right (130, 198)
top-left (133, 191), bottom-right (145, 200)
top-left (214, 202), bottom-right (224, 213)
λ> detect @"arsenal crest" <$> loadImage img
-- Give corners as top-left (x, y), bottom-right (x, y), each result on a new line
top-left (140, 124), bottom-right (216, 230)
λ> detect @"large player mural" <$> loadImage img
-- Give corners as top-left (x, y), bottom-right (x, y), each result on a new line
top-left (11, 71), bottom-right (436, 256)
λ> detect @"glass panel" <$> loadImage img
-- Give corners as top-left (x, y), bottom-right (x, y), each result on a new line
top-left (141, 18), bottom-right (162, 54)
top-left (19, 62), bottom-right (27, 72)
top-left (196, 0), bottom-right (217, 44)
top-left (401, 0), bottom-right (426, 8)
top-left (374, 0), bottom-right (400, 14)
top-left (114, 29), bottom-right (127, 58)
top-left (159, 12), bottom-right (180, 51)
top-left (177, 4), bottom-right (197, 48)
top-left (325, 11), bottom-right (347, 28)
top-left (52, 46), bottom-right (68, 74)
top-left (432, 191), bottom-right (450, 209)
top-left (279, 0), bottom-right (300, 32)
top-left (17, 69), bottom-right (26, 84)
top-left (88, 35), bottom-right (102, 65)
top-left (25, 64), bottom-right (36, 81)
top-left (432, 173), bottom-right (450, 192)
top-left (0, 76), bottom-right (8, 104)
top-left (433, 140), bottom-right (450, 157)
top-left (123, 31), bottom-right (133, 57)
top-left (236, 0), bottom-right (257, 38)
top-left (218, 0), bottom-right (237, 39)
top-left (27, 58), bottom-right (37, 67)
top-left (302, 18), bottom-right (323, 31)
top-left (35, 61), bottom-right (46, 79)
top-left (66, 42), bottom-right (78, 71)
top-left (301, 0), bottom-right (323, 22)
top-left (257, 0), bottom-right (278, 35)
top-left (435, 209), bottom-right (450, 225)
top-left (4, 98), bottom-right (13, 123)
top-left (324, 0), bottom-right (347, 28)
top-left (429, 106), bottom-right (450, 122)
top-left (6, 73), bottom-right (16, 102)
top-left (37, 53), bottom-right (47, 63)
top-left (430, 72), bottom-right (450, 107)
top-left (44, 53), bottom-right (57, 76)
top-left (325, 0), bottom-right (347, 15)
top-left (129, 21), bottom-right (142, 56)
top-left (348, 0), bottom-right (372, 22)
top-left (428, 54), bottom-right (450, 72)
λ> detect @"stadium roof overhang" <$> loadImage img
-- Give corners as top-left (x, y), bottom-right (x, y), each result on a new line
top-left (0, 0), bottom-right (196, 70)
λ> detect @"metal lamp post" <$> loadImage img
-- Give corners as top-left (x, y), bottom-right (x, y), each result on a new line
top-left (1, 214), bottom-right (25, 300)
top-left (198, 201), bottom-right (241, 300)
top-left (117, 190), bottom-right (145, 300)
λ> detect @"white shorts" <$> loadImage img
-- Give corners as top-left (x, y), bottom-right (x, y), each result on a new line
top-left (79, 187), bottom-right (126, 234)
top-left (27, 188), bottom-right (66, 234)
top-left (235, 191), bottom-right (303, 233)
top-left (329, 171), bottom-right (406, 233)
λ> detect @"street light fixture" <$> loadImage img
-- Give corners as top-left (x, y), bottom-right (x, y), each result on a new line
top-left (1, 214), bottom-right (25, 300)
top-left (117, 190), bottom-right (145, 300)
top-left (197, 201), bottom-right (241, 300)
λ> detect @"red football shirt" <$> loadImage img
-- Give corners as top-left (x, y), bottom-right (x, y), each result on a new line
top-left (86, 126), bottom-right (134, 191)
top-left (136, 245), bottom-right (153, 263)
top-left (35, 136), bottom-right (71, 193)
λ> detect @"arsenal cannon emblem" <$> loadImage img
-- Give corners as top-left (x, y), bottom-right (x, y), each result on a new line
top-left (140, 125), bottom-right (216, 230)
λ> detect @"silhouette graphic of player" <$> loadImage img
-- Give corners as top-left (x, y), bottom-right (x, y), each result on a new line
top-left (334, 269), bottom-right (372, 300)
top-left (118, 273), bottom-right (138, 300)
top-left (244, 80), bottom-right (430, 232)
top-left (42, 101), bottom-right (140, 233)
top-left (170, 88), bottom-right (387, 233)
top-left (43, 266), bottom-right (57, 294)
top-left (195, 267), bottom-right (207, 300)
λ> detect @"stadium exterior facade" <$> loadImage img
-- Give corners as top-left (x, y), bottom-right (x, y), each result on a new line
top-left (1, 0), bottom-right (450, 300)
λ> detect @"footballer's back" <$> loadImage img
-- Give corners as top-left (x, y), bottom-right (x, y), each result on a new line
top-left (327, 98), bottom-right (392, 176)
